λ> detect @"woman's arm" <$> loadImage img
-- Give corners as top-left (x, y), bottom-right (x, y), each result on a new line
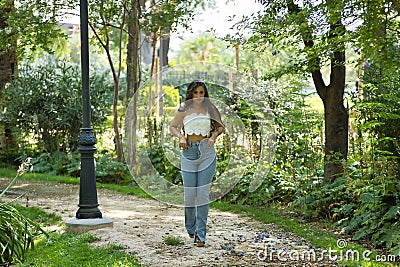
top-left (169, 111), bottom-right (188, 149)
top-left (169, 110), bottom-right (184, 137)
top-left (210, 123), bottom-right (224, 141)
top-left (209, 104), bottom-right (225, 142)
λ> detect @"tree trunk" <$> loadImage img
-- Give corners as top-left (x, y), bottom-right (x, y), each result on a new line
top-left (126, 0), bottom-right (141, 167)
top-left (160, 28), bottom-right (170, 67)
top-left (89, 1), bottom-right (126, 162)
top-left (323, 97), bottom-right (348, 181)
top-left (0, 2), bottom-right (16, 91)
top-left (0, 1), bottom-right (18, 158)
top-left (288, 0), bottom-right (349, 182)
top-left (312, 53), bottom-right (348, 184)
top-left (148, 31), bottom-right (158, 113)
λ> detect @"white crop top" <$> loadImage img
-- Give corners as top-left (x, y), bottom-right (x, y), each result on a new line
top-left (183, 112), bottom-right (211, 137)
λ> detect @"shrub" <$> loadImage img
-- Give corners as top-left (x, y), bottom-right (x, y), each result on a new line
top-left (30, 151), bottom-right (132, 184)
top-left (3, 59), bottom-right (112, 156)
top-left (0, 202), bottom-right (47, 265)
top-left (0, 160), bottom-right (47, 265)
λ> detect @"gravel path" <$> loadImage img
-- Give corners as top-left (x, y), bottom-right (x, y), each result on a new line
top-left (1, 178), bottom-right (332, 267)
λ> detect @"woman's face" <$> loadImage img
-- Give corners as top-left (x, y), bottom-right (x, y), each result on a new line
top-left (192, 86), bottom-right (205, 103)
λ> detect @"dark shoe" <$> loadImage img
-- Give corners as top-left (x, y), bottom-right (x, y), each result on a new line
top-left (194, 235), bottom-right (205, 247)
top-left (189, 234), bottom-right (195, 238)
top-left (196, 241), bottom-right (205, 247)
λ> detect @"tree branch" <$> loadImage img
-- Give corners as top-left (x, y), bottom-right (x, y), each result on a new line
top-left (327, 1), bottom-right (346, 95)
top-left (286, 0), bottom-right (327, 100)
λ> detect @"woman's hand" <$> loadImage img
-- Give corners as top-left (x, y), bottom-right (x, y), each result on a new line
top-left (179, 135), bottom-right (188, 150)
top-left (207, 137), bottom-right (216, 147)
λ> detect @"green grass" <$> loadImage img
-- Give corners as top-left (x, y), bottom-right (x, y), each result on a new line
top-left (13, 203), bottom-right (62, 226)
top-left (1, 168), bottom-right (144, 266)
top-left (3, 206), bottom-right (142, 267)
top-left (3, 196), bottom-right (141, 266)
top-left (16, 232), bottom-right (141, 267)
top-left (164, 236), bottom-right (183, 246)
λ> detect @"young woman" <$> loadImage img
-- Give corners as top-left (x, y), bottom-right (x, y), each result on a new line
top-left (169, 80), bottom-right (224, 247)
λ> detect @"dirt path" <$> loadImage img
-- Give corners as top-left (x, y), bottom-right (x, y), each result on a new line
top-left (1, 178), bottom-right (331, 267)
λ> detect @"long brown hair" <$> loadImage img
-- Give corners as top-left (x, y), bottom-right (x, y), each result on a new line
top-left (179, 80), bottom-right (224, 133)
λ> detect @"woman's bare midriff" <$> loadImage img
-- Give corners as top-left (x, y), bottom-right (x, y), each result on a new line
top-left (187, 134), bottom-right (208, 142)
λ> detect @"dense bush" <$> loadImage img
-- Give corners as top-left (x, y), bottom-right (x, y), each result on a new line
top-left (296, 158), bottom-right (400, 254)
top-left (30, 151), bottom-right (131, 184)
top-left (95, 152), bottom-right (131, 184)
top-left (2, 59), bottom-right (112, 156)
top-left (338, 63), bottom-right (400, 254)
top-left (30, 151), bottom-right (81, 177)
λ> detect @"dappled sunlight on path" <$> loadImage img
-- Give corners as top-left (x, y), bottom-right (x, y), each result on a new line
top-left (1, 178), bottom-right (333, 266)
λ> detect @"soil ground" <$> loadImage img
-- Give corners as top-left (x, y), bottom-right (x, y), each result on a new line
top-left (1, 178), bottom-right (333, 267)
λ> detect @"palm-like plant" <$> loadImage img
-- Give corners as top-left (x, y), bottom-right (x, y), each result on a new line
top-left (0, 159), bottom-right (47, 265)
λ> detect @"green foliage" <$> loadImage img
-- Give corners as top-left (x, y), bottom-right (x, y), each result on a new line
top-left (147, 144), bottom-right (182, 185)
top-left (357, 64), bottom-right (400, 171)
top-left (3, 58), bottom-right (112, 155)
top-left (224, 1), bottom-right (399, 254)
top-left (173, 32), bottom-right (234, 65)
top-left (270, 82), bottom-right (324, 179)
top-left (222, 163), bottom-right (295, 206)
top-left (300, 161), bottom-right (400, 254)
top-left (236, 0), bottom-right (398, 79)
top-left (0, 0), bottom-right (75, 57)
top-left (295, 176), bottom-right (354, 219)
top-left (30, 152), bottom-right (80, 177)
top-left (140, 0), bottom-right (205, 33)
top-left (0, 163), bottom-right (46, 265)
top-left (355, 0), bottom-right (400, 73)
top-left (145, 116), bottom-right (184, 185)
top-left (340, 180), bottom-right (400, 250)
top-left (0, 201), bottom-right (47, 265)
top-left (296, 69), bottom-right (400, 252)
top-left (137, 85), bottom-right (179, 110)
top-left (0, 161), bottom-right (47, 265)
top-left (19, 232), bottom-right (141, 267)
top-left (223, 76), bottom-right (324, 206)
top-left (330, 48), bottom-right (400, 254)
top-left (95, 152), bottom-right (131, 184)
top-left (30, 151), bottom-right (131, 184)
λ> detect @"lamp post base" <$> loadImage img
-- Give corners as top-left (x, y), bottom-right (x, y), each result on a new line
top-left (66, 217), bottom-right (113, 234)
top-left (76, 205), bottom-right (103, 219)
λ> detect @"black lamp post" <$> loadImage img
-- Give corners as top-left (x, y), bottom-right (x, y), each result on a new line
top-left (75, 0), bottom-right (102, 219)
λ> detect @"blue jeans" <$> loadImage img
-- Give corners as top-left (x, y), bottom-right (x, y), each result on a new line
top-left (181, 139), bottom-right (216, 243)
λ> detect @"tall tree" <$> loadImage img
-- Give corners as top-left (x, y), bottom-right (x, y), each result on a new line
top-left (88, 0), bottom-right (205, 162)
top-left (89, 0), bottom-right (127, 161)
top-left (125, 0), bottom-right (142, 167)
top-left (232, 0), bottom-right (399, 182)
top-left (0, 0), bottom-right (75, 159)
